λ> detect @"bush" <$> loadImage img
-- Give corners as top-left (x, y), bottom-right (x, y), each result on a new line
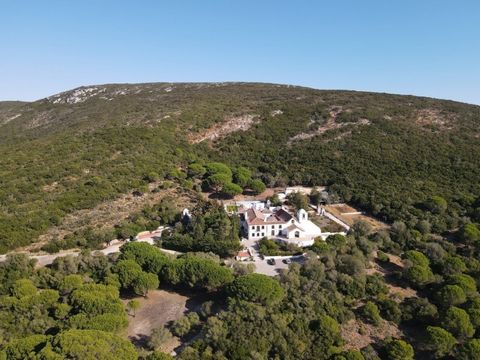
top-left (149, 327), bottom-right (173, 351)
top-left (384, 339), bottom-right (414, 360)
top-left (441, 307), bottom-right (475, 339)
top-left (435, 285), bottom-right (467, 307)
top-left (425, 326), bottom-right (456, 358)
top-left (360, 301), bottom-right (381, 326)
top-left (376, 250), bottom-right (389, 263)
top-left (378, 299), bottom-right (401, 323)
top-left (457, 338), bottom-right (480, 360)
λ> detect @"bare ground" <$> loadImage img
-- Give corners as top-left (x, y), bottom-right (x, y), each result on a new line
top-left (366, 252), bottom-right (417, 300)
top-left (123, 289), bottom-right (211, 354)
top-left (341, 318), bottom-right (401, 350)
top-left (415, 108), bottom-right (455, 130)
top-left (288, 107), bottom-right (370, 144)
top-left (123, 290), bottom-right (188, 352)
top-left (324, 204), bottom-right (389, 231)
top-left (189, 114), bottom-right (259, 144)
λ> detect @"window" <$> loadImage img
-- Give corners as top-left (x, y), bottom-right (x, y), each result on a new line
top-left (261, 233), bottom-right (264, 237)
top-left (279, 225), bottom-right (282, 229)
top-left (271, 230), bottom-right (275, 235)
top-left (295, 231), bottom-right (300, 238)
top-left (256, 226), bottom-right (260, 231)
top-left (261, 225), bottom-right (265, 229)
top-left (256, 233), bottom-right (260, 237)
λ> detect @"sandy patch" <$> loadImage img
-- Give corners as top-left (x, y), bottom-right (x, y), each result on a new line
top-left (341, 318), bottom-right (401, 350)
top-left (189, 114), bottom-right (259, 143)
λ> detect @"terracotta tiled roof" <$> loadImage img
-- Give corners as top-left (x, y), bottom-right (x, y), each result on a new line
top-left (245, 207), bottom-right (293, 225)
top-left (237, 250), bottom-right (250, 258)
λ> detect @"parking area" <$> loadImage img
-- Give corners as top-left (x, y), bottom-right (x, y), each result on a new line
top-left (240, 238), bottom-right (304, 276)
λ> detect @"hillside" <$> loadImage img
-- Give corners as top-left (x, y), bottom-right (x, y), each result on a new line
top-left (0, 82), bottom-right (479, 252)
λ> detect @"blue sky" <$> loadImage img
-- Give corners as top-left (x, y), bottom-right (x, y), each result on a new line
top-left (1, 1), bottom-right (479, 104)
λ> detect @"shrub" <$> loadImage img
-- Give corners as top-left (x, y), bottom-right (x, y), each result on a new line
top-left (360, 301), bottom-right (381, 326)
top-left (384, 339), bottom-right (414, 360)
top-left (441, 307), bottom-right (475, 339)
top-left (425, 326), bottom-right (456, 358)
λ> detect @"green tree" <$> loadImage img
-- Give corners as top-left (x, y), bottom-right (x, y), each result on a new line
top-left (384, 339), bottom-right (414, 360)
top-left (133, 272), bottom-right (159, 297)
top-left (447, 274), bottom-right (477, 297)
top-left (360, 301), bottom-right (382, 326)
top-left (163, 255), bottom-right (234, 290)
top-left (352, 221), bottom-right (372, 237)
top-left (1, 334), bottom-right (49, 360)
top-left (120, 242), bottom-right (170, 274)
top-left (227, 273), bottom-right (285, 305)
top-left (149, 326), bottom-right (173, 351)
top-left (171, 312), bottom-right (200, 337)
top-left (2, 330), bottom-right (137, 360)
top-left (248, 179), bottom-right (266, 195)
top-left (458, 223), bottom-right (480, 244)
top-left (403, 250), bottom-right (430, 268)
top-left (222, 182), bottom-right (243, 198)
top-left (145, 352), bottom-right (174, 360)
top-left (113, 259), bottom-right (143, 289)
top-left (436, 285), bottom-right (467, 307)
top-left (11, 279), bottom-right (37, 298)
top-left (425, 326), bottom-right (456, 358)
top-left (441, 256), bottom-right (467, 276)
top-left (127, 299), bottom-right (141, 317)
top-left (441, 306), bottom-right (475, 339)
top-left (205, 162), bottom-right (232, 178)
top-left (378, 299), bottom-right (401, 323)
top-left (403, 265), bottom-right (434, 288)
top-left (424, 196), bottom-right (448, 214)
top-left (232, 167), bottom-right (251, 187)
top-left (457, 338), bottom-right (480, 360)
top-left (207, 173), bottom-right (231, 193)
top-left (187, 163), bottom-right (206, 178)
top-left (58, 274), bottom-right (84, 295)
top-left (287, 192), bottom-right (309, 211)
top-left (310, 315), bottom-right (342, 348)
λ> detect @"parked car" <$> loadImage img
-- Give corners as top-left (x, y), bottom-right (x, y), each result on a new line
top-left (283, 258), bottom-right (292, 264)
top-left (267, 258), bottom-right (276, 265)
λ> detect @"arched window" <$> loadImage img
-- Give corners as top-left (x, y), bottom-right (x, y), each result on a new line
top-left (294, 231), bottom-right (300, 238)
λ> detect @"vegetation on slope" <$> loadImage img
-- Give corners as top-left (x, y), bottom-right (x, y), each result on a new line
top-left (0, 83), bottom-right (478, 252)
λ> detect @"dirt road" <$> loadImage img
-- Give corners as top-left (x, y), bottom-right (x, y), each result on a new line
top-left (0, 227), bottom-right (178, 267)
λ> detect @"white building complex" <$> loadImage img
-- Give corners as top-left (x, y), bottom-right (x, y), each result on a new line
top-left (241, 206), bottom-right (322, 247)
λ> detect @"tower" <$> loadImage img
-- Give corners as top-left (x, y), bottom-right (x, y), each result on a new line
top-left (297, 208), bottom-right (308, 223)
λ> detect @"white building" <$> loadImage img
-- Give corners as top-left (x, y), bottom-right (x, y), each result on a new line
top-left (241, 206), bottom-right (322, 247)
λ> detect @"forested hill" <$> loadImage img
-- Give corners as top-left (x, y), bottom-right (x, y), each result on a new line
top-left (0, 82), bottom-right (479, 252)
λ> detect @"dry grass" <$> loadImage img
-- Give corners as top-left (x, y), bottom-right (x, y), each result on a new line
top-left (324, 204), bottom-right (389, 231)
top-left (123, 290), bottom-right (189, 353)
top-left (341, 318), bottom-right (401, 350)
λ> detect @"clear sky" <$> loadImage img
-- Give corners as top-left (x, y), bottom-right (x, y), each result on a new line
top-left (1, 0), bottom-right (479, 104)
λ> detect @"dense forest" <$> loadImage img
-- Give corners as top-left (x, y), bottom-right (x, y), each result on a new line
top-left (0, 83), bottom-right (479, 358)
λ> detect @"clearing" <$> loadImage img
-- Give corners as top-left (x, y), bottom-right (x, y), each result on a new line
top-left (123, 289), bottom-right (208, 353)
top-left (324, 203), bottom-right (389, 231)
top-left (188, 114), bottom-right (259, 144)
top-left (341, 318), bottom-right (401, 350)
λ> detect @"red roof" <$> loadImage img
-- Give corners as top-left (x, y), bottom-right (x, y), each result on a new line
top-left (245, 207), bottom-right (292, 225)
